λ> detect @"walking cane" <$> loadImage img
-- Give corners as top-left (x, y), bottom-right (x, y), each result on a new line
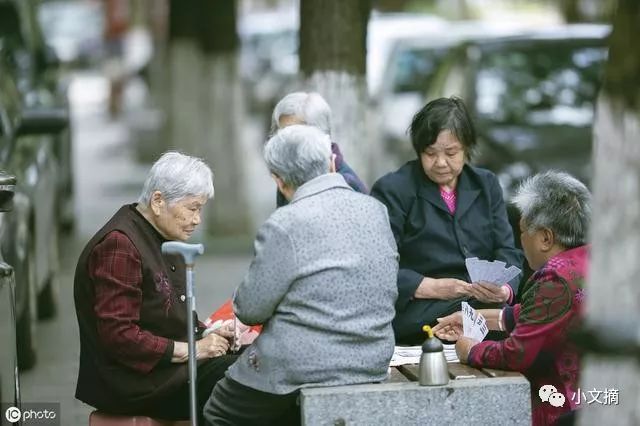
top-left (162, 241), bottom-right (204, 426)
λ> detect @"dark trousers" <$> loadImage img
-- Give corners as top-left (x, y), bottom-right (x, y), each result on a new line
top-left (140, 355), bottom-right (238, 422)
top-left (203, 376), bottom-right (300, 426)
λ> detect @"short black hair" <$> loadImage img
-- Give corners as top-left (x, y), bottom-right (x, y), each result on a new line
top-left (409, 96), bottom-right (477, 159)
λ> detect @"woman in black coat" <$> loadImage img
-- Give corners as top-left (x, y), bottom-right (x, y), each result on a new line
top-left (371, 97), bottom-right (523, 344)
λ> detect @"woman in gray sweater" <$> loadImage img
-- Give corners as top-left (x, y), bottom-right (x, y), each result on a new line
top-left (204, 125), bottom-right (399, 425)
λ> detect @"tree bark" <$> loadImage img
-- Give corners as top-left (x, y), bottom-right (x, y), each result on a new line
top-left (580, 1), bottom-right (640, 424)
top-left (196, 0), bottom-right (251, 236)
top-left (167, 0), bottom-right (201, 157)
top-left (560, 0), bottom-right (583, 23)
top-left (299, 0), bottom-right (374, 183)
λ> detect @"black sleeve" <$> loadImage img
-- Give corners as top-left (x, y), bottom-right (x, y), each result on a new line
top-left (160, 340), bottom-right (174, 364)
top-left (487, 173), bottom-right (524, 296)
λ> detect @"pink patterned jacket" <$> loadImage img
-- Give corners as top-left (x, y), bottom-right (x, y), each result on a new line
top-left (468, 245), bottom-right (589, 426)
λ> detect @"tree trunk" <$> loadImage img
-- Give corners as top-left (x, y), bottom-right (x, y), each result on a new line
top-left (300, 0), bottom-right (374, 184)
top-left (137, 0), bottom-right (169, 162)
top-left (374, 0), bottom-right (413, 12)
top-left (197, 0), bottom-right (251, 236)
top-left (167, 0), bottom-right (201, 157)
top-left (580, 1), bottom-right (640, 424)
top-left (560, 0), bottom-right (583, 23)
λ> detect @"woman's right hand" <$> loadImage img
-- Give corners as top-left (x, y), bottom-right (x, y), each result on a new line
top-left (196, 333), bottom-right (230, 359)
top-left (415, 277), bottom-right (472, 300)
top-left (432, 311), bottom-right (463, 341)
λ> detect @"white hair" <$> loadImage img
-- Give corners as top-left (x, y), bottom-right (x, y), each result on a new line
top-left (512, 171), bottom-right (591, 248)
top-left (264, 125), bottom-right (332, 189)
top-left (138, 151), bottom-right (214, 206)
top-left (271, 92), bottom-right (332, 136)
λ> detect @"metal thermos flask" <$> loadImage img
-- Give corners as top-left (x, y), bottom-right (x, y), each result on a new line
top-left (418, 325), bottom-right (449, 386)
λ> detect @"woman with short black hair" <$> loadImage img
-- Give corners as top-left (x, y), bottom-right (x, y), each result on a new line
top-left (371, 96), bottom-right (524, 344)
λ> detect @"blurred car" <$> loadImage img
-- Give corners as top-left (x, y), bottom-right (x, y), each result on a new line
top-left (426, 24), bottom-right (609, 195)
top-left (0, 42), bottom-right (68, 369)
top-left (375, 21), bottom-right (534, 164)
top-left (367, 12), bottom-right (447, 98)
top-left (0, 172), bottom-right (21, 410)
top-left (2, 0), bottom-right (74, 231)
top-left (36, 0), bottom-right (105, 67)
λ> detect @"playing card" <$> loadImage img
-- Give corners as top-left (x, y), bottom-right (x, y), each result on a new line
top-left (504, 265), bottom-right (522, 283)
top-left (481, 260), bottom-right (494, 282)
top-left (472, 313), bottom-right (489, 340)
top-left (491, 261), bottom-right (508, 283)
top-left (465, 257), bottom-right (480, 283)
top-left (466, 257), bottom-right (522, 286)
top-left (461, 302), bottom-right (478, 337)
top-left (493, 260), bottom-right (506, 270)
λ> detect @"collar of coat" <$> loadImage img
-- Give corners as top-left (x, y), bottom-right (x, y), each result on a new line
top-left (290, 173), bottom-right (352, 204)
top-left (414, 163), bottom-right (482, 219)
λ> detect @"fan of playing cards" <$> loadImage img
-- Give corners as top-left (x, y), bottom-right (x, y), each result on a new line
top-left (461, 301), bottom-right (489, 341)
top-left (465, 257), bottom-right (521, 286)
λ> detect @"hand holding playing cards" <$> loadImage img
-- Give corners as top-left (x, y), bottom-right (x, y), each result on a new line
top-left (196, 333), bottom-right (230, 359)
top-left (469, 281), bottom-right (510, 303)
top-left (433, 312), bottom-right (463, 341)
top-left (211, 320), bottom-right (236, 341)
top-left (455, 336), bottom-right (479, 363)
top-left (415, 277), bottom-right (472, 300)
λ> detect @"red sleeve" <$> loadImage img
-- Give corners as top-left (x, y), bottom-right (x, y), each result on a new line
top-left (89, 231), bottom-right (170, 373)
top-left (467, 272), bottom-right (573, 371)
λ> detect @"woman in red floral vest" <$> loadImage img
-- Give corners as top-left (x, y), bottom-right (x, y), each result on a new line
top-left (434, 171), bottom-right (591, 426)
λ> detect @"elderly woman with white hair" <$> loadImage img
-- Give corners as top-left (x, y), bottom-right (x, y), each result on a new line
top-left (433, 171), bottom-right (591, 426)
top-left (204, 125), bottom-right (399, 425)
top-left (271, 91), bottom-right (368, 206)
top-left (74, 152), bottom-right (237, 422)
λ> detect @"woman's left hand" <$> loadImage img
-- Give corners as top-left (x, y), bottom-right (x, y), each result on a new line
top-left (469, 281), bottom-right (510, 304)
top-left (455, 336), bottom-right (479, 363)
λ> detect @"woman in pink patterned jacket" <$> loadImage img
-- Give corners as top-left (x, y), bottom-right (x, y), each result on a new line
top-left (433, 170), bottom-right (591, 426)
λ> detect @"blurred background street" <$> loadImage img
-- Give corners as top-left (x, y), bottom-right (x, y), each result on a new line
top-left (1, 0), bottom-right (639, 424)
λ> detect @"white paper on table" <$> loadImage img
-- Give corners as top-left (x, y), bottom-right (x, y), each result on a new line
top-left (389, 346), bottom-right (422, 366)
top-left (443, 343), bottom-right (460, 363)
top-left (390, 345), bottom-right (460, 366)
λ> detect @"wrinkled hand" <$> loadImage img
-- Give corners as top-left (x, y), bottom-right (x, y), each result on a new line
top-left (213, 319), bottom-right (256, 352)
top-left (469, 281), bottom-right (510, 304)
top-left (196, 333), bottom-right (230, 359)
top-left (211, 320), bottom-right (236, 341)
top-left (432, 311), bottom-right (463, 341)
top-left (416, 278), bottom-right (472, 300)
top-left (455, 336), bottom-right (479, 364)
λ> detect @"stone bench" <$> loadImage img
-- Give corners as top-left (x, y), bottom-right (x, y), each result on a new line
top-left (300, 364), bottom-right (531, 425)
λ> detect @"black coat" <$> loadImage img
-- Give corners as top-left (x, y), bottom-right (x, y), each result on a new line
top-left (371, 161), bottom-right (523, 344)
